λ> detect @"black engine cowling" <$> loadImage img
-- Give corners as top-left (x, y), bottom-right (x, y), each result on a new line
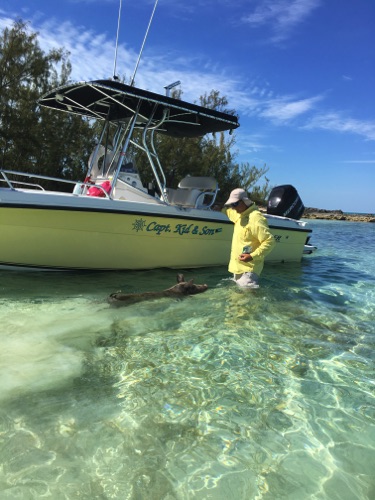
top-left (267, 185), bottom-right (305, 220)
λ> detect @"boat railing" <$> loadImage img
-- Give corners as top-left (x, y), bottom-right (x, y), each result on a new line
top-left (0, 169), bottom-right (110, 198)
top-left (0, 176), bottom-right (45, 191)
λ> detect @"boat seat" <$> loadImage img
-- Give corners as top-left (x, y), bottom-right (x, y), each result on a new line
top-left (167, 187), bottom-right (203, 207)
top-left (167, 176), bottom-right (219, 209)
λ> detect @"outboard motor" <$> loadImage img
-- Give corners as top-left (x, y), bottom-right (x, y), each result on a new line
top-left (267, 184), bottom-right (305, 220)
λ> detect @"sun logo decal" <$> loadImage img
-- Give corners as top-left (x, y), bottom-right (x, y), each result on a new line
top-left (132, 218), bottom-right (147, 232)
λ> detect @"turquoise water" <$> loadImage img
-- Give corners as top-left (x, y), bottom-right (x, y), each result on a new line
top-left (0, 220), bottom-right (374, 499)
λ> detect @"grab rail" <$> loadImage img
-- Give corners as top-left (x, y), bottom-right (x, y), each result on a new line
top-left (0, 169), bottom-right (110, 198)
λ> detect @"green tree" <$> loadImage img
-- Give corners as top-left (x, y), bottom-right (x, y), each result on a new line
top-left (0, 21), bottom-right (94, 186)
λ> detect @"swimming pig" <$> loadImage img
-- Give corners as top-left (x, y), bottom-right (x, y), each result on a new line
top-left (108, 274), bottom-right (208, 307)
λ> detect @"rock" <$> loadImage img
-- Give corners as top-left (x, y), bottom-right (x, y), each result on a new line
top-left (303, 208), bottom-right (375, 222)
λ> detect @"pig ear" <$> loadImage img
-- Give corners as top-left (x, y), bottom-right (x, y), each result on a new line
top-left (177, 274), bottom-right (185, 283)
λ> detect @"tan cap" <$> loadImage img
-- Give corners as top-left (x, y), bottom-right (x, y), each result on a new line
top-left (224, 188), bottom-right (251, 206)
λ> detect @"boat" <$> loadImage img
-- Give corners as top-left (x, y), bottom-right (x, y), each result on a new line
top-left (0, 79), bottom-right (316, 271)
top-left (0, 0), bottom-right (316, 272)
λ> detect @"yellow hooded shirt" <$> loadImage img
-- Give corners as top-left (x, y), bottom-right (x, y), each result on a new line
top-left (224, 204), bottom-right (275, 275)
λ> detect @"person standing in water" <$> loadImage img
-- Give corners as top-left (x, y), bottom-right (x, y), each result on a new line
top-left (223, 188), bottom-right (275, 287)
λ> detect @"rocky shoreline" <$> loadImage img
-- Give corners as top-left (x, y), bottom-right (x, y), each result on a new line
top-left (302, 208), bottom-right (375, 222)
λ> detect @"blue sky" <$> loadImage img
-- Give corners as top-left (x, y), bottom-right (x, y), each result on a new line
top-left (1, 0), bottom-right (374, 213)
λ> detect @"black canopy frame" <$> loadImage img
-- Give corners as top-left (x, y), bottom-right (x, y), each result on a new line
top-left (39, 79), bottom-right (239, 138)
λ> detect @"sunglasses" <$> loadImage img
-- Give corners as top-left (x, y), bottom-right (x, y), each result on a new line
top-left (230, 200), bottom-right (241, 208)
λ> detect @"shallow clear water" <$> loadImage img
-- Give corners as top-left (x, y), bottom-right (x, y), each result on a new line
top-left (1, 220), bottom-right (374, 499)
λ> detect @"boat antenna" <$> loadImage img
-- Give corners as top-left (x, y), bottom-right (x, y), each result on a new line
top-left (113, 0), bottom-right (123, 80)
top-left (130, 0), bottom-right (159, 86)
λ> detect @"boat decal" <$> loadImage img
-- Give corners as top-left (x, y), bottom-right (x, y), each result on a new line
top-left (273, 234), bottom-right (287, 242)
top-left (132, 218), bottom-right (147, 232)
top-left (132, 218), bottom-right (223, 236)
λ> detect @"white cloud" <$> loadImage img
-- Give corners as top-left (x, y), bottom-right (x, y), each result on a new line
top-left (9, 15), bottom-right (239, 100)
top-left (36, 18), bottom-right (133, 81)
top-left (242, 0), bottom-right (321, 42)
top-left (237, 133), bottom-right (270, 154)
top-left (0, 13), bottom-right (15, 30)
top-left (259, 95), bottom-right (322, 123)
top-left (305, 112), bottom-right (375, 141)
top-left (1, 9), bottom-right (374, 144)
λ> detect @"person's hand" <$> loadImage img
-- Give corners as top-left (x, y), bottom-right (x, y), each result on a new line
top-left (238, 253), bottom-right (253, 262)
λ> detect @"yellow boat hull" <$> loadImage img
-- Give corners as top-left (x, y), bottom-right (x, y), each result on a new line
top-left (0, 204), bottom-right (312, 270)
top-left (267, 221), bottom-right (312, 263)
top-left (0, 207), bottom-right (232, 270)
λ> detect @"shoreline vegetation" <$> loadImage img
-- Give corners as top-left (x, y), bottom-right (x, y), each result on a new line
top-left (302, 208), bottom-right (375, 223)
